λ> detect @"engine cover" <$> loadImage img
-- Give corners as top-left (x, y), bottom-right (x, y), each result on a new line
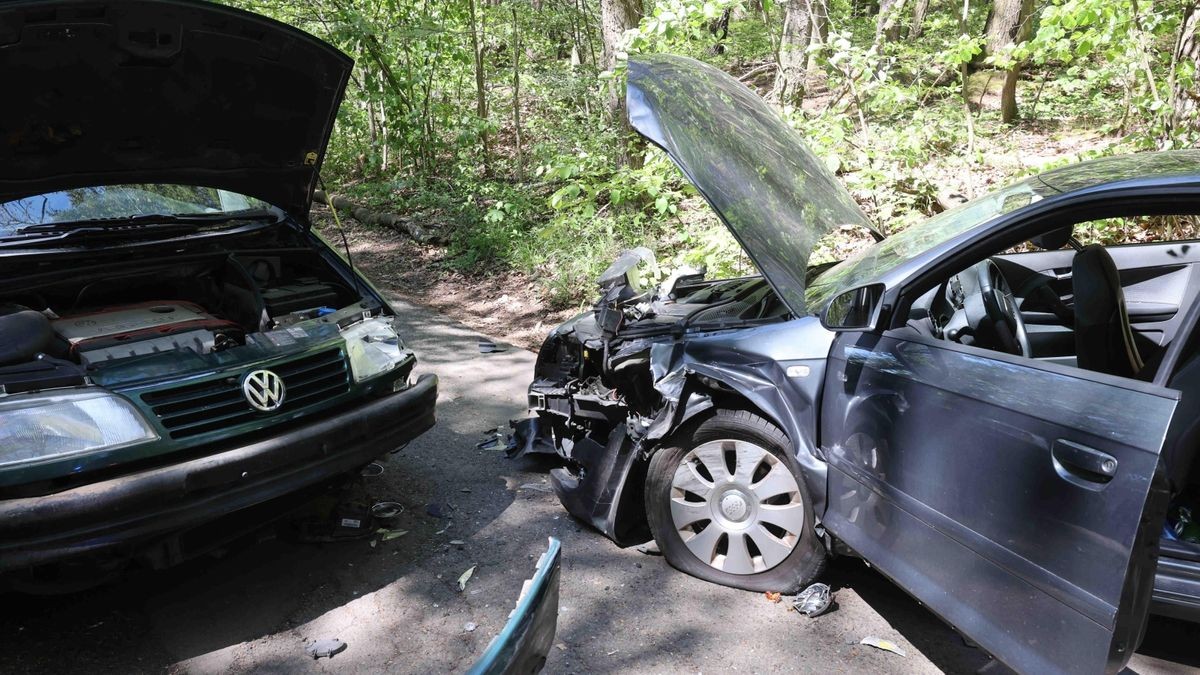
top-left (52, 301), bottom-right (241, 363)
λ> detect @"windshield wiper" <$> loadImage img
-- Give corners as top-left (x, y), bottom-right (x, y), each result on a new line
top-left (14, 210), bottom-right (278, 234)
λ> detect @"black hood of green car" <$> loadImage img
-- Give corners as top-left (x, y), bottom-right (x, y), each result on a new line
top-left (0, 0), bottom-right (352, 218)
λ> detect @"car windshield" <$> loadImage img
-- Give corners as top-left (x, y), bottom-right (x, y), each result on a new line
top-left (806, 178), bottom-right (1053, 307)
top-left (0, 185), bottom-right (270, 235)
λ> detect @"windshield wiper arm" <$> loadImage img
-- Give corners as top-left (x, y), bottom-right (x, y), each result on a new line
top-left (15, 211), bottom-right (278, 234)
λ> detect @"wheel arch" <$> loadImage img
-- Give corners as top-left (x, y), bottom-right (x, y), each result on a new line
top-left (599, 319), bottom-right (836, 545)
top-left (648, 366), bottom-right (829, 515)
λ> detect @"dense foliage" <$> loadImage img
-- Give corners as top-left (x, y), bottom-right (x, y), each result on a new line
top-left (231, 0), bottom-right (1199, 306)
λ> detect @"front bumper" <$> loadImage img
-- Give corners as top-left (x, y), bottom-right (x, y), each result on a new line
top-left (1152, 540), bottom-right (1200, 622)
top-left (0, 373), bottom-right (437, 572)
top-left (467, 537), bottom-right (562, 675)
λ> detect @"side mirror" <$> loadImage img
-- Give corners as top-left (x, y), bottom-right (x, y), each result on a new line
top-left (820, 283), bottom-right (885, 331)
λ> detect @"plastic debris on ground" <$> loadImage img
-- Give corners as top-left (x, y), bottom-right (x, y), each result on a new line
top-left (463, 621), bottom-right (478, 633)
top-left (793, 582), bottom-right (833, 617)
top-left (476, 433), bottom-right (504, 450)
top-left (305, 638), bottom-right (347, 659)
top-left (860, 636), bottom-right (907, 657)
top-left (518, 482), bottom-right (554, 493)
top-left (478, 340), bottom-right (505, 353)
top-left (458, 565), bottom-right (477, 591)
top-left (763, 591), bottom-right (782, 603)
top-left (370, 502), bottom-right (404, 519)
top-left (360, 462), bottom-right (385, 477)
top-left (636, 542), bottom-right (662, 556)
top-left (449, 540), bottom-right (466, 546)
top-left (377, 528), bottom-right (409, 542)
top-left (290, 493), bottom-right (376, 543)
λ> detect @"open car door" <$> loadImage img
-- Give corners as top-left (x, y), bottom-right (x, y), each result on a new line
top-left (820, 329), bottom-right (1177, 674)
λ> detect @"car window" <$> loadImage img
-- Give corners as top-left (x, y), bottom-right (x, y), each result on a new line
top-left (1074, 215), bottom-right (1200, 246)
top-left (806, 179), bottom-right (1049, 308)
top-left (0, 185), bottom-right (268, 234)
top-left (1002, 214), bottom-right (1200, 254)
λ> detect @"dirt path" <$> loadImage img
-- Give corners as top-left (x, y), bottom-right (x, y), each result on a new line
top-left (315, 206), bottom-right (576, 352)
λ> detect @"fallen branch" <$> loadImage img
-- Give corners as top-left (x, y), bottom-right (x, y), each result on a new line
top-left (738, 62), bottom-right (777, 83)
top-left (313, 190), bottom-right (446, 245)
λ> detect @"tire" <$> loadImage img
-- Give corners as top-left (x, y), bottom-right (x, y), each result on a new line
top-left (645, 408), bottom-right (826, 593)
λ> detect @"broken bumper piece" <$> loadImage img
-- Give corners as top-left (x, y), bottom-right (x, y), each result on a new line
top-left (548, 427), bottom-right (650, 547)
top-left (505, 417), bottom-right (558, 459)
top-left (466, 537), bottom-right (562, 675)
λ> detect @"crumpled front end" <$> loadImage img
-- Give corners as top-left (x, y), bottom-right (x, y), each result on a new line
top-left (516, 250), bottom-right (797, 546)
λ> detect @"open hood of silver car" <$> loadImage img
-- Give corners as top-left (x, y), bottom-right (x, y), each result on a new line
top-left (627, 54), bottom-right (876, 314)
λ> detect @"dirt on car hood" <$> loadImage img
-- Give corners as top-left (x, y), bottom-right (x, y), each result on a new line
top-left (0, 0), bottom-right (352, 218)
top-left (627, 54), bottom-right (875, 314)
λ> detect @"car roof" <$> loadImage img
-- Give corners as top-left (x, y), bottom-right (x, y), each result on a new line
top-left (1034, 150), bottom-right (1200, 195)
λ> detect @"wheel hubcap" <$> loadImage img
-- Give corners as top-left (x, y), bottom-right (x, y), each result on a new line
top-left (669, 439), bottom-right (805, 575)
top-left (719, 492), bottom-right (750, 522)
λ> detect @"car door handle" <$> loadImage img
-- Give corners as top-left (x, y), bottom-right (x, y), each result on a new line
top-left (1052, 439), bottom-right (1118, 489)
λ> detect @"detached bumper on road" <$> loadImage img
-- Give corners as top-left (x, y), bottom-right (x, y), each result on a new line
top-left (468, 538), bottom-right (562, 675)
top-left (0, 374), bottom-right (438, 571)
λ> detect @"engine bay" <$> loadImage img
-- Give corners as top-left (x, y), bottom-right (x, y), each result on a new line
top-left (0, 249), bottom-right (368, 386)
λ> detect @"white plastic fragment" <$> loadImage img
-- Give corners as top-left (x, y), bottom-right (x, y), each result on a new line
top-left (519, 483), bottom-right (553, 493)
top-left (860, 636), bottom-right (907, 657)
top-left (458, 565), bottom-right (477, 591)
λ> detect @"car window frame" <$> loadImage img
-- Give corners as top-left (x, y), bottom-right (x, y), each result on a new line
top-left (883, 187), bottom-right (1200, 341)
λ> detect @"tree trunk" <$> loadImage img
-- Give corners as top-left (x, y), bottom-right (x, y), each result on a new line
top-left (512, 6), bottom-right (524, 181)
top-left (467, 0), bottom-right (489, 173)
top-left (876, 0), bottom-right (907, 42)
top-left (909, 0), bottom-right (930, 38)
top-left (807, 0), bottom-right (830, 72)
top-left (599, 0), bottom-right (642, 71)
top-left (1166, 3), bottom-right (1200, 144)
top-left (987, 0), bottom-right (1034, 123)
top-left (984, 0), bottom-right (1032, 58)
top-left (599, 0), bottom-right (644, 166)
top-left (772, 0), bottom-right (812, 107)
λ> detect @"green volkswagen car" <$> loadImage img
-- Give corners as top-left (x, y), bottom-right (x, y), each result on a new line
top-left (0, 1), bottom-right (441, 579)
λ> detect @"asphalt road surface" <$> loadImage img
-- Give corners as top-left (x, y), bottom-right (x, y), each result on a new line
top-left (4, 296), bottom-right (1199, 674)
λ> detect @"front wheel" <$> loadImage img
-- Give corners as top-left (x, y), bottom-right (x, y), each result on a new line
top-left (644, 409), bottom-right (826, 593)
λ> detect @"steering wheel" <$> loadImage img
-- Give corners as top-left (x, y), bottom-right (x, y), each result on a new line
top-left (976, 260), bottom-right (1031, 357)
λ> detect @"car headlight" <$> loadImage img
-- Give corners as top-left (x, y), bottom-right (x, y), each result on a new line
top-left (343, 317), bottom-right (412, 382)
top-left (0, 389), bottom-right (158, 469)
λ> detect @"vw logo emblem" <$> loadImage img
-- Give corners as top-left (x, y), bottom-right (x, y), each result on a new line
top-left (243, 369), bottom-right (286, 412)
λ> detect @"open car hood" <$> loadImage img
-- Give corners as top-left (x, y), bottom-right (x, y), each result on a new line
top-left (0, 0), bottom-right (352, 218)
top-left (627, 54), bottom-right (874, 314)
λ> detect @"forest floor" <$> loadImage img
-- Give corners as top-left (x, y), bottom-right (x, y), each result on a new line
top-left (315, 120), bottom-right (1117, 349)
